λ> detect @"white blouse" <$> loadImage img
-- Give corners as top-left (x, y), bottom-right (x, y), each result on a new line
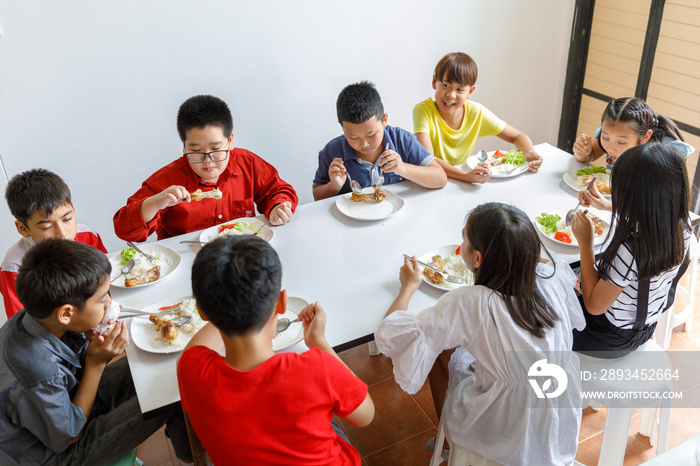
top-left (375, 260), bottom-right (585, 466)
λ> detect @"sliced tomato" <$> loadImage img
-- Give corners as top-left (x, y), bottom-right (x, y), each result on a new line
top-left (455, 246), bottom-right (461, 255)
top-left (494, 149), bottom-right (506, 158)
top-left (554, 232), bottom-right (573, 244)
top-left (159, 301), bottom-right (183, 311)
top-left (218, 223), bottom-right (237, 233)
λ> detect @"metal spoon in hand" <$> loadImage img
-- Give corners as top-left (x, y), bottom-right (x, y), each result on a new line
top-left (565, 176), bottom-right (597, 226)
top-left (276, 317), bottom-right (301, 333)
top-left (477, 150), bottom-right (488, 165)
top-left (346, 169), bottom-right (363, 195)
top-left (111, 258), bottom-right (135, 283)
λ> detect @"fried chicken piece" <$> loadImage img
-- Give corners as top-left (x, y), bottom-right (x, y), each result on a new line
top-left (149, 315), bottom-right (179, 344)
top-left (350, 187), bottom-right (386, 203)
top-left (190, 188), bottom-right (223, 201)
top-left (591, 216), bottom-right (605, 236)
top-left (422, 255), bottom-right (447, 284)
top-left (125, 265), bottom-right (161, 287)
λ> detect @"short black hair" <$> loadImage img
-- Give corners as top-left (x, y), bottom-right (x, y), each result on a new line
top-left (336, 81), bottom-right (384, 125)
top-left (191, 235), bottom-right (282, 337)
top-left (176, 95), bottom-right (234, 142)
top-left (16, 239), bottom-right (111, 319)
top-left (5, 169), bottom-right (72, 225)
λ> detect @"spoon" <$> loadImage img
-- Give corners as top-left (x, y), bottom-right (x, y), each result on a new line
top-left (253, 220), bottom-right (270, 236)
top-left (477, 150), bottom-right (488, 166)
top-left (179, 240), bottom-right (207, 244)
top-left (126, 241), bottom-right (157, 264)
top-left (111, 258), bottom-right (135, 283)
top-left (346, 169), bottom-right (363, 195)
top-left (565, 176), bottom-right (597, 226)
top-left (276, 317), bottom-right (301, 333)
top-left (402, 254), bottom-right (465, 284)
top-left (119, 310), bottom-right (192, 327)
top-left (376, 143), bottom-right (388, 189)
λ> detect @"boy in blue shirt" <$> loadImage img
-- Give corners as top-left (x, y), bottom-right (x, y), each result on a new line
top-left (0, 239), bottom-right (191, 465)
top-left (313, 81), bottom-right (447, 200)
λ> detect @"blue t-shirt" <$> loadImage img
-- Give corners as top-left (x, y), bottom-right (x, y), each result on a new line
top-left (313, 125), bottom-right (435, 194)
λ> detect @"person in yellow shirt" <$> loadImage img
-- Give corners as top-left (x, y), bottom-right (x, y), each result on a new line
top-left (413, 52), bottom-right (542, 183)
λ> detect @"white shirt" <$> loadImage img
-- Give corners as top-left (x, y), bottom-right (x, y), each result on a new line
top-left (375, 260), bottom-right (585, 466)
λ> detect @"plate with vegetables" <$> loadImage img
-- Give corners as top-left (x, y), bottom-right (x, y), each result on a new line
top-left (563, 166), bottom-right (611, 199)
top-left (534, 209), bottom-right (609, 248)
top-left (108, 244), bottom-right (182, 288)
top-left (462, 149), bottom-right (529, 178)
top-left (198, 217), bottom-right (274, 243)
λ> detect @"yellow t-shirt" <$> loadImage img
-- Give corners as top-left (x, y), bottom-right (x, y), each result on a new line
top-left (413, 98), bottom-right (506, 166)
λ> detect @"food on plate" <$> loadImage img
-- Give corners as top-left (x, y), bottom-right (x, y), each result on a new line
top-left (535, 211), bottom-right (605, 244)
top-left (421, 248), bottom-right (475, 289)
top-left (350, 186), bottom-right (386, 203)
top-left (149, 315), bottom-right (178, 344)
top-left (207, 220), bottom-right (261, 241)
top-left (145, 297), bottom-right (206, 350)
top-left (477, 149), bottom-right (525, 169)
top-left (190, 188), bottom-right (223, 201)
top-left (574, 167), bottom-right (611, 195)
top-left (92, 300), bottom-right (121, 335)
top-left (118, 247), bottom-right (169, 287)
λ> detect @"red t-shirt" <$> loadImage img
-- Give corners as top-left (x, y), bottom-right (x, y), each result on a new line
top-left (177, 346), bottom-right (367, 466)
top-left (113, 149), bottom-right (298, 241)
top-left (0, 225), bottom-right (107, 319)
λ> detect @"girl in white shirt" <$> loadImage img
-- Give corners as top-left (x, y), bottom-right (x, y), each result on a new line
top-left (375, 203), bottom-right (584, 466)
top-left (571, 143), bottom-right (691, 358)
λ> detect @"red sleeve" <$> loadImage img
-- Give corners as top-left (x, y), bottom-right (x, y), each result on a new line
top-left (113, 184), bottom-right (161, 242)
top-left (0, 270), bottom-right (23, 319)
top-left (75, 229), bottom-right (108, 254)
top-left (314, 349), bottom-right (368, 418)
top-left (251, 155), bottom-right (299, 218)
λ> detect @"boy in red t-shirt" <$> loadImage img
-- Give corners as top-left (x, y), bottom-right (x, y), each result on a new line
top-left (113, 94), bottom-right (298, 241)
top-left (177, 235), bottom-right (374, 465)
top-left (1, 169), bottom-right (107, 319)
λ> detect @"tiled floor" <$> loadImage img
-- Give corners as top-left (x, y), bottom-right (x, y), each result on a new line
top-left (137, 270), bottom-right (700, 466)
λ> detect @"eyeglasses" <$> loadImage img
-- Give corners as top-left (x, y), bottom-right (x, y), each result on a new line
top-left (184, 148), bottom-right (229, 163)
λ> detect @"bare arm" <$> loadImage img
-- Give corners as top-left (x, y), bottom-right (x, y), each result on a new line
top-left (415, 132), bottom-right (490, 184)
top-left (497, 124), bottom-right (542, 172)
top-left (313, 158), bottom-right (349, 201)
top-left (573, 133), bottom-right (605, 163)
top-left (140, 185), bottom-right (191, 223)
top-left (385, 257), bottom-right (422, 318)
top-left (298, 302), bottom-right (375, 428)
top-left (571, 211), bottom-right (623, 314)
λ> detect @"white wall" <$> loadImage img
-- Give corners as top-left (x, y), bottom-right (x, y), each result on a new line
top-left (0, 0), bottom-right (574, 256)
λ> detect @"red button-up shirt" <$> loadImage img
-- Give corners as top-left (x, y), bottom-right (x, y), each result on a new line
top-left (113, 148), bottom-right (298, 241)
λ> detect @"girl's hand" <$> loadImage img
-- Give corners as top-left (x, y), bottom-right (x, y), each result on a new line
top-left (573, 134), bottom-right (592, 163)
top-left (298, 302), bottom-right (328, 349)
top-left (578, 182), bottom-right (612, 211)
top-left (379, 149), bottom-right (405, 176)
top-left (328, 157), bottom-right (348, 190)
top-left (463, 166), bottom-right (491, 184)
top-left (571, 210), bottom-right (594, 246)
top-left (525, 150), bottom-right (543, 173)
top-left (400, 256), bottom-right (422, 291)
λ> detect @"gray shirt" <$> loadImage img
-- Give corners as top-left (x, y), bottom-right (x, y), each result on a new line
top-left (0, 310), bottom-right (88, 465)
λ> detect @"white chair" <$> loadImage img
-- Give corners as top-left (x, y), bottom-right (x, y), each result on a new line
top-left (654, 233), bottom-right (698, 349)
top-left (429, 421), bottom-right (502, 466)
top-left (578, 339), bottom-right (673, 466)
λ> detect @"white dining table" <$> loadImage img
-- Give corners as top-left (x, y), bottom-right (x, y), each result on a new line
top-left (113, 142), bottom-right (608, 414)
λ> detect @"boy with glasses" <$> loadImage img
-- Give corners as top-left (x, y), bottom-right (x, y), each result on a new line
top-left (114, 94), bottom-right (298, 241)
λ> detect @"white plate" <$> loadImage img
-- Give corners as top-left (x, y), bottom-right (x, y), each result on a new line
top-left (461, 151), bottom-right (528, 178)
top-left (108, 244), bottom-right (182, 289)
top-left (198, 217), bottom-right (274, 243)
top-left (563, 169), bottom-right (612, 199)
top-left (417, 245), bottom-right (474, 291)
top-left (129, 296), bottom-right (308, 354)
top-left (533, 208), bottom-right (609, 248)
top-left (335, 188), bottom-right (405, 221)
top-left (130, 296), bottom-right (202, 354)
top-left (273, 297), bottom-right (308, 351)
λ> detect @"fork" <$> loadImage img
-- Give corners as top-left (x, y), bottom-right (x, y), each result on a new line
top-left (126, 241), bottom-right (157, 264)
top-left (402, 254), bottom-right (465, 284)
top-left (376, 143), bottom-right (388, 188)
